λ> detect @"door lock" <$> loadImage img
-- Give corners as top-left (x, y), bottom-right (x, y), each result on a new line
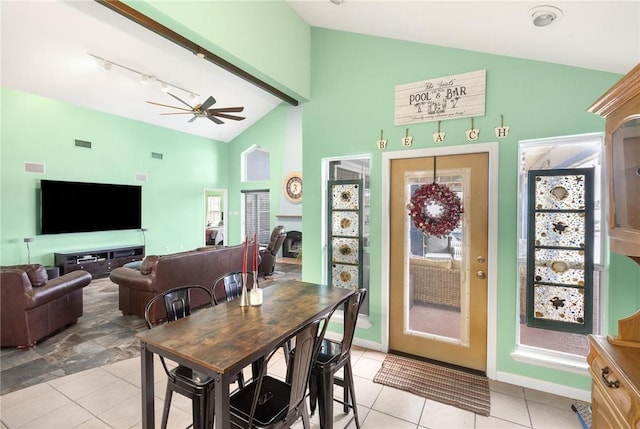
top-left (476, 271), bottom-right (486, 279)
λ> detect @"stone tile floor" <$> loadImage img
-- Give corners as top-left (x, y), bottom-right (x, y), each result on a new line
top-left (1, 260), bottom-right (587, 428)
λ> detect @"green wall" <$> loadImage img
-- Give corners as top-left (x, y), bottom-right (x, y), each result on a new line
top-left (226, 104), bottom-right (290, 244)
top-left (2, 1), bottom-right (640, 396)
top-left (0, 88), bottom-right (229, 266)
top-left (300, 28), bottom-right (640, 390)
top-left (125, 0), bottom-right (311, 102)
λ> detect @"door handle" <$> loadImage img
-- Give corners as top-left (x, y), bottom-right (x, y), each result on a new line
top-left (476, 271), bottom-right (486, 279)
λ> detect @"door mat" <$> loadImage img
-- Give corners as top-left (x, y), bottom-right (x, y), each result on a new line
top-left (571, 402), bottom-right (591, 429)
top-left (373, 354), bottom-right (491, 416)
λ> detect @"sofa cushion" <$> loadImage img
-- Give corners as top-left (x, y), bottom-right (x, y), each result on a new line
top-left (140, 255), bottom-right (160, 274)
top-left (25, 265), bottom-right (48, 287)
top-left (425, 235), bottom-right (450, 254)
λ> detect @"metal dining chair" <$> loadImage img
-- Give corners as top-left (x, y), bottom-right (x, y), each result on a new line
top-left (228, 310), bottom-right (332, 428)
top-left (211, 271), bottom-right (249, 304)
top-left (144, 285), bottom-right (217, 429)
top-left (307, 288), bottom-right (368, 429)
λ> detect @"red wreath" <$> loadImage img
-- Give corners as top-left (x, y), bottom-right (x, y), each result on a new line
top-left (407, 183), bottom-right (463, 238)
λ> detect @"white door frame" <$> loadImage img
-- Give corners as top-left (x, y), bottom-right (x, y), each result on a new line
top-left (204, 188), bottom-right (228, 246)
top-left (381, 142), bottom-right (499, 378)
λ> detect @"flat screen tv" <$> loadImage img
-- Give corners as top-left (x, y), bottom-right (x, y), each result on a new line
top-left (40, 180), bottom-right (142, 234)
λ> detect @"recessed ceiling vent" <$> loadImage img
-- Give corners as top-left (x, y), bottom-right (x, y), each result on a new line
top-left (151, 152), bottom-right (163, 160)
top-left (74, 139), bottom-right (92, 149)
top-left (24, 162), bottom-right (45, 174)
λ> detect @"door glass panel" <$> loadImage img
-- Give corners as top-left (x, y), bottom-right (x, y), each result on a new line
top-left (405, 168), bottom-right (469, 344)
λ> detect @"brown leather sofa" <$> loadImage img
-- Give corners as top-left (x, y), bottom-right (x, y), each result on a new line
top-left (0, 264), bottom-right (92, 348)
top-left (110, 243), bottom-right (255, 322)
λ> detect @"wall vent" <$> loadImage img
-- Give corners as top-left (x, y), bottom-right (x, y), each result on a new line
top-left (151, 152), bottom-right (163, 160)
top-left (74, 139), bottom-right (92, 149)
top-left (24, 162), bottom-right (45, 174)
top-left (135, 173), bottom-right (148, 182)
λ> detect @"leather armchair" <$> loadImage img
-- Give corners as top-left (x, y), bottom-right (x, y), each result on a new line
top-left (1, 264), bottom-right (92, 348)
top-left (258, 226), bottom-right (286, 276)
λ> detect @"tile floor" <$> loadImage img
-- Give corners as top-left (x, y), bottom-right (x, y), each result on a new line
top-left (1, 344), bottom-right (586, 429)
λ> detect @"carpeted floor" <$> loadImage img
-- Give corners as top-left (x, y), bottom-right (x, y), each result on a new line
top-left (373, 354), bottom-right (491, 416)
top-left (0, 260), bottom-right (301, 395)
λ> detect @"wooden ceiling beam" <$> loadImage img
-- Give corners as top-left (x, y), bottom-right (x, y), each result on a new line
top-left (96, 0), bottom-right (298, 106)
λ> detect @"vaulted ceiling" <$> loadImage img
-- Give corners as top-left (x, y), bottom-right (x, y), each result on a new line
top-left (2, 1), bottom-right (638, 143)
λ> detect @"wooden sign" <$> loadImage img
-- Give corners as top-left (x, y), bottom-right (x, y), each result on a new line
top-left (395, 70), bottom-right (486, 125)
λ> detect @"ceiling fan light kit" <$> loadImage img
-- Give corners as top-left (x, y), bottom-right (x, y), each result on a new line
top-left (530, 5), bottom-right (563, 27)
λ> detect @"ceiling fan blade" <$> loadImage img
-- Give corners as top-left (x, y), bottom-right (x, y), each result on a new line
top-left (146, 101), bottom-right (193, 112)
top-left (188, 115), bottom-right (199, 123)
top-left (211, 112), bottom-right (245, 121)
top-left (167, 93), bottom-right (195, 110)
top-left (159, 112), bottom-right (196, 115)
top-left (200, 96), bottom-right (217, 110)
top-left (207, 115), bottom-right (224, 125)
top-left (207, 106), bottom-right (244, 113)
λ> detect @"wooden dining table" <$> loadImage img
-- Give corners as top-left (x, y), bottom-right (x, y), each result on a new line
top-left (136, 279), bottom-right (355, 429)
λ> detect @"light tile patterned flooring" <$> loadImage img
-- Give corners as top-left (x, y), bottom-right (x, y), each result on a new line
top-left (1, 345), bottom-right (586, 429)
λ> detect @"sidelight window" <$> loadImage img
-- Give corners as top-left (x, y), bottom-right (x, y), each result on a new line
top-left (517, 133), bottom-right (604, 357)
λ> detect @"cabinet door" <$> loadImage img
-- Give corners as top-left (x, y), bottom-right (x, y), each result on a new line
top-left (592, 381), bottom-right (628, 429)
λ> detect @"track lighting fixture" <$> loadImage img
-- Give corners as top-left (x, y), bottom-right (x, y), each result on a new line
top-left (89, 53), bottom-right (199, 99)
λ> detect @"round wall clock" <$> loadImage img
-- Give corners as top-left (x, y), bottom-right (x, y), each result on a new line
top-left (284, 172), bottom-right (303, 204)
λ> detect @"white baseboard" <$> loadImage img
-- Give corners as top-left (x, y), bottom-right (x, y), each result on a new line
top-left (495, 370), bottom-right (591, 403)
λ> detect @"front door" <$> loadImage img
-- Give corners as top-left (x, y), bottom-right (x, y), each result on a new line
top-left (389, 153), bottom-right (489, 371)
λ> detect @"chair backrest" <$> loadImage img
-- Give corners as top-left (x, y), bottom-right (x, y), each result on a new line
top-left (339, 288), bottom-right (367, 360)
top-left (144, 285), bottom-right (214, 328)
top-left (245, 312), bottom-right (332, 427)
top-left (269, 232), bottom-right (287, 257)
top-left (265, 225), bottom-right (285, 253)
top-left (144, 285), bottom-right (214, 375)
top-left (211, 271), bottom-right (257, 305)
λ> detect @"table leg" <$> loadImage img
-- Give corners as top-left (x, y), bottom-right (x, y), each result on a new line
top-left (214, 373), bottom-right (231, 429)
top-left (140, 343), bottom-right (155, 429)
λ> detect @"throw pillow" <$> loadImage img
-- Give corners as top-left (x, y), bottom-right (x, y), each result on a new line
top-left (25, 264), bottom-right (48, 287)
top-left (140, 255), bottom-right (160, 274)
top-left (425, 235), bottom-right (450, 254)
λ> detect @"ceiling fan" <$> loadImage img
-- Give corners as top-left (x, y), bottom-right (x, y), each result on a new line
top-left (147, 93), bottom-right (245, 124)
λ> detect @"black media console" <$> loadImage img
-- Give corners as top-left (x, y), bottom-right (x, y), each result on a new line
top-left (54, 245), bottom-right (145, 277)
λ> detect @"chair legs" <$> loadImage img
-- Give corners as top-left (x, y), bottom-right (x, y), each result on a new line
top-left (315, 359), bottom-right (360, 429)
top-left (161, 384), bottom-right (173, 429)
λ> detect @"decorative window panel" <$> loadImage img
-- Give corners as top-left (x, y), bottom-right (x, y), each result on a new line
top-left (526, 169), bottom-right (594, 334)
top-left (328, 180), bottom-right (363, 290)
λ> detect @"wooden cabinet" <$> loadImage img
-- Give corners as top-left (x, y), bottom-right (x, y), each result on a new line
top-left (589, 63), bottom-right (640, 264)
top-left (55, 245), bottom-right (144, 277)
top-left (588, 334), bottom-right (640, 429)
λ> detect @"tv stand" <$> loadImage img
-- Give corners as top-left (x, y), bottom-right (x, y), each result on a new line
top-left (55, 245), bottom-right (145, 277)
